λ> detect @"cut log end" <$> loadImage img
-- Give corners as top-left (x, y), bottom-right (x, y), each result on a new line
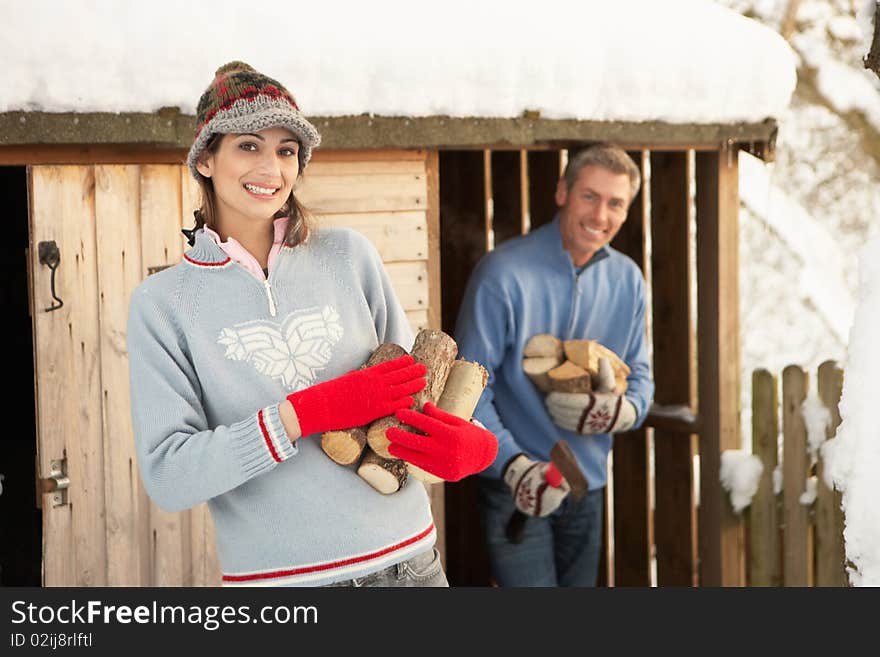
top-left (407, 463), bottom-right (443, 485)
top-left (321, 427), bottom-right (367, 465)
top-left (523, 333), bottom-right (564, 361)
top-left (358, 448), bottom-right (408, 494)
top-left (547, 360), bottom-right (592, 393)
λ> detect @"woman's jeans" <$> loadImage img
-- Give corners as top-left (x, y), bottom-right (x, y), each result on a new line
top-left (478, 476), bottom-right (604, 587)
top-left (324, 548), bottom-right (448, 587)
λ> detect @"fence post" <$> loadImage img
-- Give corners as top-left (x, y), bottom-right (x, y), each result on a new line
top-left (749, 369), bottom-right (781, 586)
top-left (782, 365), bottom-right (810, 586)
top-left (815, 361), bottom-right (847, 586)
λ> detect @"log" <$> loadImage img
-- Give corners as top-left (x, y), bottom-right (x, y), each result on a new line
top-left (357, 447), bottom-right (409, 494)
top-left (563, 339), bottom-right (630, 393)
top-left (547, 360), bottom-right (592, 393)
top-left (523, 356), bottom-right (559, 392)
top-left (367, 329), bottom-right (458, 458)
top-left (523, 333), bottom-right (564, 361)
top-left (409, 359), bottom-right (489, 484)
top-left (321, 427), bottom-right (367, 466)
top-left (320, 342), bottom-right (407, 465)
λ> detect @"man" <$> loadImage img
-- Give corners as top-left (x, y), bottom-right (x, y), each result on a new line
top-left (454, 144), bottom-right (655, 587)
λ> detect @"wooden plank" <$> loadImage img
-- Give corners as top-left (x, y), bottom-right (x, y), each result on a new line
top-left (317, 212), bottom-right (429, 262)
top-left (695, 148), bottom-right (745, 586)
top-left (438, 150), bottom-right (491, 585)
top-left (306, 159), bottom-right (426, 177)
top-left (526, 150), bottom-right (561, 231)
top-left (490, 150), bottom-right (523, 247)
top-left (816, 360), bottom-right (846, 587)
top-left (749, 369), bottom-right (781, 586)
top-left (425, 151), bottom-right (442, 332)
top-left (781, 365), bottom-right (809, 586)
top-left (650, 151), bottom-right (698, 587)
top-left (138, 165), bottom-right (191, 586)
top-left (385, 261), bottom-right (429, 312)
top-left (5, 146), bottom-right (188, 165)
top-left (29, 165), bottom-right (107, 586)
top-left (296, 172), bottom-right (427, 214)
top-left (406, 309), bottom-right (429, 332)
top-left (309, 149), bottom-right (428, 163)
top-left (519, 150), bottom-right (530, 234)
top-left (93, 165), bottom-right (148, 586)
top-left (610, 151), bottom-right (652, 587)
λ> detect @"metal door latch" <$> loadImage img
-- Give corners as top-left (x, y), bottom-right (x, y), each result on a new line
top-left (39, 459), bottom-right (70, 507)
top-left (37, 240), bottom-right (64, 312)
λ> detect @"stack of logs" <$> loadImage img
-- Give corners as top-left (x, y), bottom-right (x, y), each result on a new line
top-left (521, 334), bottom-right (630, 394)
top-left (320, 329), bottom-right (488, 494)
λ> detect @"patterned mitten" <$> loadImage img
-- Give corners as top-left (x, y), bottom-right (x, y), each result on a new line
top-left (545, 391), bottom-right (637, 434)
top-left (287, 355), bottom-right (426, 436)
top-left (387, 402), bottom-right (498, 482)
top-left (503, 454), bottom-right (570, 517)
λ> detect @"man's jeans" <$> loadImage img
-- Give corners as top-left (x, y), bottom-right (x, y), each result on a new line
top-left (478, 476), bottom-right (604, 587)
top-left (324, 548), bottom-right (448, 587)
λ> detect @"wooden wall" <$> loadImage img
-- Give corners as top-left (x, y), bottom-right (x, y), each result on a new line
top-left (29, 149), bottom-right (439, 586)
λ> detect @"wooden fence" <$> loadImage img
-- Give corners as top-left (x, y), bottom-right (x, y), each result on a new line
top-left (747, 360), bottom-right (847, 586)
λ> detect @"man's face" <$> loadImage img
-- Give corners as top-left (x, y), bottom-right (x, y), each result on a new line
top-left (556, 164), bottom-right (632, 267)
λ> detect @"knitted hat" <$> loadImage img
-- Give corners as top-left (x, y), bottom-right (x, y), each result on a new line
top-left (186, 61), bottom-right (321, 179)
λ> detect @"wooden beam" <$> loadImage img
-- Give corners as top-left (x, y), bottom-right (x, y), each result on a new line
top-left (0, 111), bottom-right (779, 157)
top-left (695, 148), bottom-right (745, 587)
top-left (650, 151), bottom-right (698, 587)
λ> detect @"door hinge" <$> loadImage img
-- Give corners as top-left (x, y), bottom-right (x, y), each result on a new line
top-left (39, 459), bottom-right (70, 507)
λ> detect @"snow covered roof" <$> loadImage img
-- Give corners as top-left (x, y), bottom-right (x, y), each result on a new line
top-left (2, 0), bottom-right (796, 125)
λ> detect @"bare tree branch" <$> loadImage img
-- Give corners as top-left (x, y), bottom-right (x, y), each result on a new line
top-left (865, 2), bottom-right (880, 80)
top-left (780, 0), bottom-right (802, 41)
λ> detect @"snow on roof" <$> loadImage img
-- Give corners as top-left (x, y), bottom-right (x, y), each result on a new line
top-left (2, 0), bottom-right (796, 124)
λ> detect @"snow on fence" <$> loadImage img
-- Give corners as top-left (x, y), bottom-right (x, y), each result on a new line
top-left (747, 361), bottom-right (847, 586)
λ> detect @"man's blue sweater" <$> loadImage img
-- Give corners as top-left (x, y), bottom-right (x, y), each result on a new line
top-left (455, 217), bottom-right (655, 489)
top-left (127, 228), bottom-right (435, 586)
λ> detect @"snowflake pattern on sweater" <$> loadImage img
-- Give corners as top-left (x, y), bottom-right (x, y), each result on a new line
top-left (217, 306), bottom-right (344, 390)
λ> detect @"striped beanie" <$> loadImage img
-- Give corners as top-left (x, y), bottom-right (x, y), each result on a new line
top-left (186, 61), bottom-right (321, 179)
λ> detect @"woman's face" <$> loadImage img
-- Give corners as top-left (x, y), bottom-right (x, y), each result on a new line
top-left (196, 126), bottom-right (300, 231)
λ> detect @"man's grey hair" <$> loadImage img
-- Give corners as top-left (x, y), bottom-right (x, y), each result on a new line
top-left (563, 144), bottom-right (641, 202)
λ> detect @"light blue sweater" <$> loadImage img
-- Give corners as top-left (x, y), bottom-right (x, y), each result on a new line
top-left (127, 228), bottom-right (435, 586)
top-left (454, 217), bottom-right (655, 489)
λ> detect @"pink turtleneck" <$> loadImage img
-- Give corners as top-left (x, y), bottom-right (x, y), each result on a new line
top-left (203, 216), bottom-right (289, 281)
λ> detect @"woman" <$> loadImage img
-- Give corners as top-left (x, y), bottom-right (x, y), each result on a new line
top-left (126, 61), bottom-right (497, 587)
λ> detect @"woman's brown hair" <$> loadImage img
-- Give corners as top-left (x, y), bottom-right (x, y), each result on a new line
top-left (187, 133), bottom-right (314, 247)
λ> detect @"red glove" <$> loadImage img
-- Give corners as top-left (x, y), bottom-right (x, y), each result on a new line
top-left (386, 402), bottom-right (499, 482)
top-left (287, 355), bottom-right (427, 436)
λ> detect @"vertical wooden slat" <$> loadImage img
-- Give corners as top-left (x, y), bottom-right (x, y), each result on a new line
top-left (650, 150), bottom-right (698, 586)
top-left (695, 148), bottom-right (744, 586)
top-left (526, 151), bottom-right (561, 231)
top-left (609, 151), bottom-right (652, 586)
top-left (749, 369), bottom-right (781, 586)
top-left (178, 168), bottom-right (221, 587)
top-left (29, 165), bottom-right (107, 586)
top-left (815, 360), bottom-right (846, 586)
top-left (439, 150), bottom-right (492, 586)
top-left (519, 150), bottom-right (530, 235)
top-left (490, 151), bottom-right (523, 247)
top-left (424, 150), bottom-right (446, 569)
top-left (139, 165), bottom-right (189, 586)
top-left (782, 365), bottom-right (809, 586)
top-left (95, 165), bottom-right (149, 586)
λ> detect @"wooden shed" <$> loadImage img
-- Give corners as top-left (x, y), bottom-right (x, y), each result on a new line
top-left (0, 108), bottom-right (777, 587)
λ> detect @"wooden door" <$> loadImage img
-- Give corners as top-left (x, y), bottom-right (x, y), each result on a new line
top-left (28, 164), bottom-right (220, 586)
